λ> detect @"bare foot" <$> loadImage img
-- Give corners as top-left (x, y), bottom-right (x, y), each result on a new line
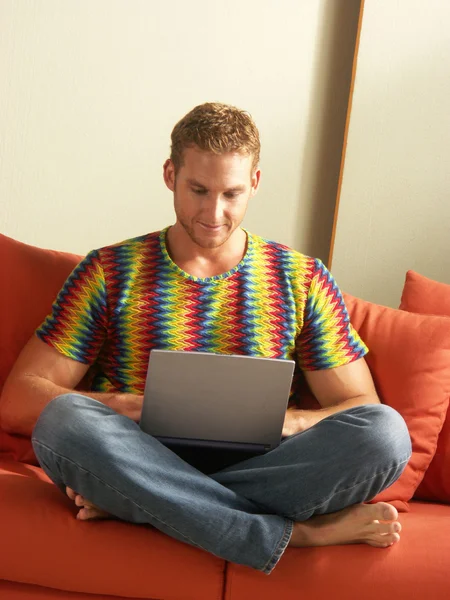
top-left (288, 502), bottom-right (401, 549)
top-left (66, 487), bottom-right (112, 521)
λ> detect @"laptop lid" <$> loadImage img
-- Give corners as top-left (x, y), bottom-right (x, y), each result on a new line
top-left (139, 350), bottom-right (295, 452)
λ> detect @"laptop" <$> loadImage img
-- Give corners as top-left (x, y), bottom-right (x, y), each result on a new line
top-left (139, 350), bottom-right (295, 455)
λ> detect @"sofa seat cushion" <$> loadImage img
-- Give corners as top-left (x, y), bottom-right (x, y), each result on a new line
top-left (0, 460), bottom-right (225, 600)
top-left (400, 270), bottom-right (450, 504)
top-left (0, 580), bottom-right (139, 600)
top-left (225, 501), bottom-right (450, 600)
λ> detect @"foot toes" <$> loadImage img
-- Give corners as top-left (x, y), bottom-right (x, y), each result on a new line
top-left (366, 502), bottom-right (398, 523)
top-left (392, 521), bottom-right (402, 534)
top-left (375, 521), bottom-right (401, 535)
top-left (74, 494), bottom-right (86, 507)
top-left (77, 507), bottom-right (99, 521)
top-left (379, 502), bottom-right (398, 522)
top-left (77, 507), bottom-right (108, 521)
top-left (370, 532), bottom-right (401, 548)
top-left (384, 532), bottom-right (401, 546)
top-left (66, 487), bottom-right (77, 500)
top-left (76, 507), bottom-right (88, 520)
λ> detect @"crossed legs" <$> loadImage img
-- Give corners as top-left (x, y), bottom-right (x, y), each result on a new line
top-left (32, 394), bottom-right (412, 574)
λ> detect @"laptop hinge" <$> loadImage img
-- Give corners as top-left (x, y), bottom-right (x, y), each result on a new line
top-left (155, 436), bottom-right (268, 453)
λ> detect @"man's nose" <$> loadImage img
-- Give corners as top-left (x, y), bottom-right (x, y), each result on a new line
top-left (203, 197), bottom-right (225, 222)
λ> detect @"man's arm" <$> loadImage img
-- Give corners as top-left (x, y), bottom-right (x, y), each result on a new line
top-left (282, 357), bottom-right (380, 436)
top-left (0, 335), bottom-right (143, 437)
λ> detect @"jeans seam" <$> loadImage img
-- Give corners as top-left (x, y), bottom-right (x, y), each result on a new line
top-left (290, 456), bottom-right (411, 521)
top-left (32, 439), bottom-right (214, 555)
top-left (261, 517), bottom-right (294, 574)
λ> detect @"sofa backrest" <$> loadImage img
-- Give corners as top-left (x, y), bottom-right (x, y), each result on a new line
top-left (399, 270), bottom-right (450, 504)
top-left (0, 234), bottom-right (82, 462)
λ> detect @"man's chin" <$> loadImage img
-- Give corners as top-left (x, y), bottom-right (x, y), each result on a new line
top-left (191, 236), bottom-right (228, 249)
top-left (187, 226), bottom-right (232, 249)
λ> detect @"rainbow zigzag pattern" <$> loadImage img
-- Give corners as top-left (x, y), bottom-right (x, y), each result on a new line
top-left (36, 228), bottom-right (368, 394)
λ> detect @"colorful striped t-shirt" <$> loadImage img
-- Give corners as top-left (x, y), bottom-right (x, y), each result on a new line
top-left (36, 228), bottom-right (368, 401)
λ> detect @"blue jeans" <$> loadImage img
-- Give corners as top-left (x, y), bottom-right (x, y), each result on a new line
top-left (31, 395), bottom-right (412, 575)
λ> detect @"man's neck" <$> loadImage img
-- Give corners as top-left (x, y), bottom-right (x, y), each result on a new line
top-left (165, 224), bottom-right (248, 279)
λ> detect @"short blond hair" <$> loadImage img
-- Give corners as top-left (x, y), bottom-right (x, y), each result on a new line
top-left (170, 102), bottom-right (260, 174)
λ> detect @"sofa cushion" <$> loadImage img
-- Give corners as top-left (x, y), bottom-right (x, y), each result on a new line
top-left (0, 234), bottom-right (81, 463)
top-left (225, 501), bottom-right (450, 600)
top-left (0, 581), bottom-right (140, 600)
top-left (345, 293), bottom-right (450, 509)
top-left (400, 270), bottom-right (450, 504)
top-left (400, 269), bottom-right (450, 316)
top-left (0, 581), bottom-right (137, 600)
top-left (0, 459), bottom-right (225, 599)
top-left (296, 293), bottom-right (450, 511)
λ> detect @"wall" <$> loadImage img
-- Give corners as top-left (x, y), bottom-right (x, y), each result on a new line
top-left (330, 0), bottom-right (450, 307)
top-left (0, 0), bottom-right (360, 258)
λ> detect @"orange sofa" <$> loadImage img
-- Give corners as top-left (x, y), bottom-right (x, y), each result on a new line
top-left (1, 233), bottom-right (450, 600)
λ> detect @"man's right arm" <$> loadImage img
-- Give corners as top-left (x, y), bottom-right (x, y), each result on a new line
top-left (0, 335), bottom-right (143, 437)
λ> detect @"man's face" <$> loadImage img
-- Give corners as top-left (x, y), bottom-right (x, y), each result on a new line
top-left (164, 146), bottom-right (260, 249)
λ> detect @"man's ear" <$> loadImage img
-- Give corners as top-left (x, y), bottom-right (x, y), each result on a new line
top-left (163, 159), bottom-right (176, 192)
top-left (250, 168), bottom-right (261, 197)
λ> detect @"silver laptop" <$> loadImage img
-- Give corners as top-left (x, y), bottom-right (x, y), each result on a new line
top-left (139, 350), bottom-right (295, 454)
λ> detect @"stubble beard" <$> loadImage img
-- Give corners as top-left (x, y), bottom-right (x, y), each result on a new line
top-left (180, 218), bottom-right (234, 249)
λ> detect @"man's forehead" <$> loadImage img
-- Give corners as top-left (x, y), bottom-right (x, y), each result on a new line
top-left (175, 146), bottom-right (256, 190)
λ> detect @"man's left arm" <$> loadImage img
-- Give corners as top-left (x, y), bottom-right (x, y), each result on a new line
top-left (282, 357), bottom-right (380, 436)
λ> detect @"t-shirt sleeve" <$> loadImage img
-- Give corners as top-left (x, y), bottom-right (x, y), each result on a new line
top-left (297, 258), bottom-right (368, 371)
top-left (35, 249), bottom-right (107, 365)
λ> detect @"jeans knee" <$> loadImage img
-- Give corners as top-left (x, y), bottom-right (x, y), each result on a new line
top-left (32, 393), bottom-right (99, 451)
top-left (364, 404), bottom-right (412, 464)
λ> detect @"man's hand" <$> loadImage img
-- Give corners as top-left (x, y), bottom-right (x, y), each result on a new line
top-left (109, 394), bottom-right (144, 422)
top-left (282, 408), bottom-right (325, 437)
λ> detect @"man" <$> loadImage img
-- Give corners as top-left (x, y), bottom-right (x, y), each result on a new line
top-left (0, 102), bottom-right (411, 575)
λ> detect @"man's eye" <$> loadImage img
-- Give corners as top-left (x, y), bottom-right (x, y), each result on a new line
top-left (193, 189), bottom-right (207, 195)
top-left (224, 193), bottom-right (238, 200)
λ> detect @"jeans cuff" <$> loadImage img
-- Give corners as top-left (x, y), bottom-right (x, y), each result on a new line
top-left (262, 518), bottom-right (294, 575)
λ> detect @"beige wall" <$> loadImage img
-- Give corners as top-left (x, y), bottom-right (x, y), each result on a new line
top-left (0, 0), bottom-right (359, 258)
top-left (331, 0), bottom-right (450, 307)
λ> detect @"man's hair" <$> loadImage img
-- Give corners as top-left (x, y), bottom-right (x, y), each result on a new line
top-left (170, 102), bottom-right (260, 174)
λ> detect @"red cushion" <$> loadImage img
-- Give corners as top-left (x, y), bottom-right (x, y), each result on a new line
top-left (0, 234), bottom-right (82, 463)
top-left (400, 270), bottom-right (450, 316)
top-left (0, 459), bottom-right (224, 598)
top-left (344, 293), bottom-right (450, 510)
top-left (296, 293), bottom-right (450, 512)
top-left (400, 270), bottom-right (450, 503)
